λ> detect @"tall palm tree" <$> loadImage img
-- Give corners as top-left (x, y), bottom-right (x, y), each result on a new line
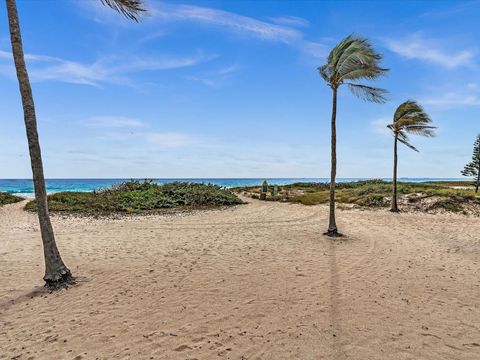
top-left (387, 100), bottom-right (436, 212)
top-left (5, 0), bottom-right (145, 289)
top-left (318, 34), bottom-right (388, 236)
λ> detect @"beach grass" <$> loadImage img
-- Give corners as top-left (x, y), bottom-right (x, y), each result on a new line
top-left (25, 180), bottom-right (243, 215)
top-left (235, 180), bottom-right (479, 214)
top-left (0, 192), bottom-right (23, 206)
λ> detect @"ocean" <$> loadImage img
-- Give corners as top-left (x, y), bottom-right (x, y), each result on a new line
top-left (0, 178), bottom-right (468, 198)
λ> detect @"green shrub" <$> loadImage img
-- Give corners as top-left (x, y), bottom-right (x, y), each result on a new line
top-left (290, 191), bottom-right (330, 205)
top-left (428, 198), bottom-right (464, 213)
top-left (25, 181), bottom-right (243, 215)
top-left (0, 192), bottom-right (23, 206)
top-left (355, 194), bottom-right (388, 207)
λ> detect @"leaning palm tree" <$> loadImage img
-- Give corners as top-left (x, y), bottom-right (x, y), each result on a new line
top-left (387, 100), bottom-right (436, 212)
top-left (318, 34), bottom-right (388, 236)
top-left (5, 0), bottom-right (145, 289)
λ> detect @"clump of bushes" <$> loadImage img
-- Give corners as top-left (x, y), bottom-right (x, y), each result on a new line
top-left (25, 181), bottom-right (243, 215)
top-left (235, 179), bottom-right (479, 214)
top-left (0, 192), bottom-right (23, 206)
top-left (355, 194), bottom-right (389, 207)
top-left (289, 191), bottom-right (330, 205)
top-left (427, 197), bottom-right (465, 213)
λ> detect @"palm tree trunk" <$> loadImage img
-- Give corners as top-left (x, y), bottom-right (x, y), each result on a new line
top-left (326, 87), bottom-right (339, 236)
top-left (6, 0), bottom-right (72, 289)
top-left (391, 133), bottom-right (399, 212)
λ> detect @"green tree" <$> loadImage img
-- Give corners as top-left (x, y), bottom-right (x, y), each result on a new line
top-left (318, 34), bottom-right (388, 236)
top-left (5, 0), bottom-right (145, 289)
top-left (461, 134), bottom-right (480, 193)
top-left (387, 100), bottom-right (436, 212)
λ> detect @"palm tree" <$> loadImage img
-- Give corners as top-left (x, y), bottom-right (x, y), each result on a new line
top-left (5, 0), bottom-right (145, 289)
top-left (387, 100), bottom-right (436, 212)
top-left (461, 134), bottom-right (480, 193)
top-left (318, 34), bottom-right (388, 236)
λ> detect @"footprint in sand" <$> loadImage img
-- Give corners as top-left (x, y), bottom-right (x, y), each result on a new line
top-left (174, 344), bottom-right (192, 351)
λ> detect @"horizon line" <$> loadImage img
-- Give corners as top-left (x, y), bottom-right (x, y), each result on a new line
top-left (0, 177), bottom-right (469, 180)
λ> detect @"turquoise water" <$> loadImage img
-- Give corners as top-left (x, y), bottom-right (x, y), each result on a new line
top-left (0, 178), bottom-right (468, 198)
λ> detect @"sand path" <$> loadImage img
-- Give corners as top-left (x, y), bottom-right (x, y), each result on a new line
top-left (0, 199), bottom-right (479, 359)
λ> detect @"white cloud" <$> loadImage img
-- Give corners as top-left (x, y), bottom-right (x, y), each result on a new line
top-left (0, 50), bottom-right (214, 86)
top-left (422, 92), bottom-right (480, 108)
top-left (384, 34), bottom-right (474, 69)
top-left (217, 64), bottom-right (240, 76)
top-left (267, 16), bottom-right (310, 28)
top-left (0, 50), bottom-right (11, 58)
top-left (300, 41), bottom-right (328, 59)
top-left (421, 1), bottom-right (480, 18)
top-left (76, 2), bottom-right (326, 61)
top-left (186, 63), bottom-right (241, 88)
top-left (185, 75), bottom-right (217, 87)
top-left (151, 4), bottom-right (302, 43)
top-left (85, 116), bottom-right (146, 128)
top-left (147, 3), bottom-right (326, 59)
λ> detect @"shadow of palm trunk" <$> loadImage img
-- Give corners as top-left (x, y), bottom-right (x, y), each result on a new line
top-left (328, 240), bottom-right (346, 360)
top-left (0, 286), bottom-right (47, 313)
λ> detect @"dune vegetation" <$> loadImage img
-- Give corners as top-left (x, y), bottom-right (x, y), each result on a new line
top-left (236, 180), bottom-right (480, 215)
top-left (0, 192), bottom-right (23, 206)
top-left (25, 181), bottom-right (243, 216)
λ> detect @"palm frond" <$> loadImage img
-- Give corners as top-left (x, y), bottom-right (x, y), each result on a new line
top-left (317, 64), bottom-right (333, 84)
top-left (395, 116), bottom-right (432, 128)
top-left (328, 34), bottom-right (355, 70)
top-left (347, 83), bottom-right (388, 103)
top-left (388, 100), bottom-right (435, 152)
top-left (403, 125), bottom-right (436, 137)
top-left (336, 36), bottom-right (387, 81)
top-left (340, 64), bottom-right (388, 82)
top-left (100, 0), bottom-right (146, 21)
top-left (319, 34), bottom-right (388, 89)
top-left (398, 136), bottom-right (419, 152)
top-left (393, 100), bottom-right (435, 136)
top-left (393, 100), bottom-right (431, 123)
top-left (397, 130), bottom-right (409, 142)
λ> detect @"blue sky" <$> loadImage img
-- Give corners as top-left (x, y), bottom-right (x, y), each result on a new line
top-left (0, 0), bottom-right (479, 178)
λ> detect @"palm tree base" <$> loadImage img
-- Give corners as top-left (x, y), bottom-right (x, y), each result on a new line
top-left (323, 229), bottom-right (344, 237)
top-left (390, 208), bottom-right (400, 213)
top-left (44, 267), bottom-right (74, 291)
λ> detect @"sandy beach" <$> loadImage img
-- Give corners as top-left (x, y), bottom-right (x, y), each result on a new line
top-left (0, 199), bottom-right (479, 359)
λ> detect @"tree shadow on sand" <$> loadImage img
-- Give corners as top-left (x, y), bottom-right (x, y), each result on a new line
top-left (328, 238), bottom-right (349, 360)
top-left (0, 276), bottom-right (88, 313)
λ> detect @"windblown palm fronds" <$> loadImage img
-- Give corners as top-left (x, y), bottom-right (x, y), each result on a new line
top-left (318, 34), bottom-right (389, 102)
top-left (101, 0), bottom-right (146, 21)
top-left (388, 100), bottom-right (436, 151)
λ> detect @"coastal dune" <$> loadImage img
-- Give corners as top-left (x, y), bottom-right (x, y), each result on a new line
top-left (0, 199), bottom-right (479, 359)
